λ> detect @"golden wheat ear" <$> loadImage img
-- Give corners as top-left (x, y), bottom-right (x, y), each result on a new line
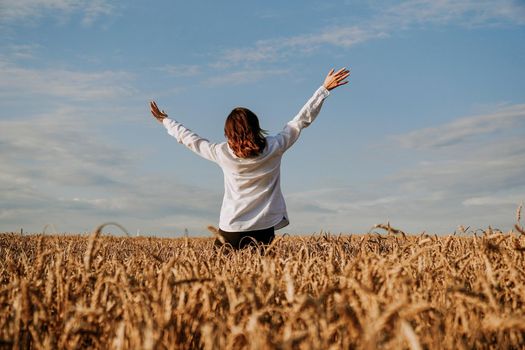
top-left (207, 225), bottom-right (225, 244)
top-left (207, 225), bottom-right (219, 235)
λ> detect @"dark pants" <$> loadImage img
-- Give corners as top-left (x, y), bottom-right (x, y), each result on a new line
top-left (214, 226), bottom-right (275, 250)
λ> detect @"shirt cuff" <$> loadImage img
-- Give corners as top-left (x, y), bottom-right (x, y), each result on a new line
top-left (318, 85), bottom-right (330, 97)
top-left (162, 117), bottom-right (173, 128)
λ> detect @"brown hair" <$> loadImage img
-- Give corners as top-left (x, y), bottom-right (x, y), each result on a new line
top-left (225, 107), bottom-right (267, 158)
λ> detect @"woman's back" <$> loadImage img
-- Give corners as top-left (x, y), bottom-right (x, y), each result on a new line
top-left (215, 135), bottom-right (288, 231)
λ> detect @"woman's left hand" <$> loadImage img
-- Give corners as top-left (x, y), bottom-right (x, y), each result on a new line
top-left (150, 101), bottom-right (168, 123)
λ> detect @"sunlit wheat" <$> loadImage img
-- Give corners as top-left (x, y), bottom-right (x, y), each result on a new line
top-left (1, 210), bottom-right (524, 349)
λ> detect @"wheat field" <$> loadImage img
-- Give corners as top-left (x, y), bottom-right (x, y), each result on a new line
top-left (1, 212), bottom-right (525, 349)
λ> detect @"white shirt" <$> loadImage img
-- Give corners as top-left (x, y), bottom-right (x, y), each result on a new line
top-left (163, 85), bottom-right (330, 232)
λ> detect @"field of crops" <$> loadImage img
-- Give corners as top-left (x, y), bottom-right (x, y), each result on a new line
top-left (1, 217), bottom-right (525, 349)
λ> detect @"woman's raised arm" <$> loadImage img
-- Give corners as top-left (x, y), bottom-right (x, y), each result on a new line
top-left (275, 66), bottom-right (351, 152)
top-left (149, 101), bottom-right (219, 163)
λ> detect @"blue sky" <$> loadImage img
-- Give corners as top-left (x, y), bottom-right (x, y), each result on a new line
top-left (1, 0), bottom-right (524, 236)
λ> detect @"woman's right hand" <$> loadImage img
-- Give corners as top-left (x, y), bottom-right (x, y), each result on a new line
top-left (323, 67), bottom-right (351, 91)
top-left (150, 101), bottom-right (168, 123)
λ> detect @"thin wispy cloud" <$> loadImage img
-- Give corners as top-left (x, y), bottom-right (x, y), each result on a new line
top-left (3, 44), bottom-right (40, 59)
top-left (384, 0), bottom-right (525, 27)
top-left (0, 107), bottom-right (221, 234)
top-left (286, 145), bottom-right (525, 233)
top-left (0, 59), bottom-right (134, 100)
top-left (212, 26), bottom-right (386, 68)
top-left (285, 103), bottom-right (525, 234)
top-left (204, 68), bottom-right (289, 86)
top-left (391, 111), bottom-right (525, 196)
top-left (0, 0), bottom-right (114, 25)
top-left (139, 1), bottom-right (525, 88)
top-left (384, 109), bottom-right (525, 230)
top-left (211, 0), bottom-right (525, 68)
top-left (462, 194), bottom-right (524, 207)
top-left (0, 109), bottom-right (134, 187)
top-left (156, 64), bottom-right (201, 77)
top-left (81, 0), bottom-right (112, 26)
top-left (396, 104), bottom-right (525, 149)
top-left (392, 143), bottom-right (525, 196)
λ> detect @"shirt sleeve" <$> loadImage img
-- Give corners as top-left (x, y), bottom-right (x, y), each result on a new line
top-left (275, 85), bottom-right (330, 153)
top-left (162, 118), bottom-right (219, 163)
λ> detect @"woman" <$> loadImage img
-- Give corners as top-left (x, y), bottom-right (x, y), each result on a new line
top-left (150, 67), bottom-right (350, 249)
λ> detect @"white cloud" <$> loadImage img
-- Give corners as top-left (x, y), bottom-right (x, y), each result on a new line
top-left (156, 64), bottom-right (201, 77)
top-left (211, 0), bottom-right (525, 68)
top-left (212, 26), bottom-right (386, 68)
top-left (0, 0), bottom-right (114, 25)
top-left (391, 147), bottom-right (525, 195)
top-left (283, 102), bottom-right (525, 234)
top-left (4, 44), bottom-right (40, 59)
top-left (0, 106), bottom-right (222, 235)
top-left (396, 104), bottom-right (525, 149)
top-left (204, 68), bottom-right (289, 86)
top-left (462, 195), bottom-right (524, 206)
top-left (384, 0), bottom-right (525, 28)
top-left (81, 0), bottom-right (112, 26)
top-left (0, 59), bottom-right (134, 100)
top-left (0, 109), bottom-right (134, 187)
